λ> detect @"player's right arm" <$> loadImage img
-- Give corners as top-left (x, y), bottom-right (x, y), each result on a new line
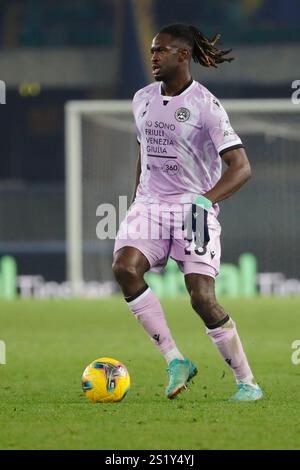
top-left (131, 88), bottom-right (144, 205)
top-left (130, 148), bottom-right (141, 204)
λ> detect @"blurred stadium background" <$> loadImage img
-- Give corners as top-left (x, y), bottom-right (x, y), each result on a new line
top-left (0, 0), bottom-right (300, 299)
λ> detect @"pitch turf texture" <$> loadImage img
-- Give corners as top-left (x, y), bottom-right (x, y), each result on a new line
top-left (1, 297), bottom-right (300, 450)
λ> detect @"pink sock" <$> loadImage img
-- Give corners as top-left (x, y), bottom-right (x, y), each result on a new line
top-left (206, 318), bottom-right (255, 384)
top-left (126, 286), bottom-right (184, 363)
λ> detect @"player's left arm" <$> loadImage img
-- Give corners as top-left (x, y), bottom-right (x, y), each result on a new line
top-left (204, 147), bottom-right (251, 204)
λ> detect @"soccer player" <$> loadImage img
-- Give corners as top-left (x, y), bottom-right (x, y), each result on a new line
top-left (113, 24), bottom-right (263, 401)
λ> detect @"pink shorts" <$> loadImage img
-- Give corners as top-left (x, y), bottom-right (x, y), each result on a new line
top-left (114, 201), bottom-right (221, 278)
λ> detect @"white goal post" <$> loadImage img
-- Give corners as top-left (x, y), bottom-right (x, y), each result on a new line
top-left (65, 100), bottom-right (134, 285)
top-left (65, 99), bottom-right (300, 287)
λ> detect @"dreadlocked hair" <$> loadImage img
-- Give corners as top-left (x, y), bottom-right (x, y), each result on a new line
top-left (159, 24), bottom-right (234, 68)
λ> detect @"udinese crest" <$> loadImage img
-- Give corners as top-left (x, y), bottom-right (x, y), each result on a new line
top-left (174, 107), bottom-right (190, 122)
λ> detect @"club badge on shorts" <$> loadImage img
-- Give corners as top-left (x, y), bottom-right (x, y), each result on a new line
top-left (175, 107), bottom-right (190, 122)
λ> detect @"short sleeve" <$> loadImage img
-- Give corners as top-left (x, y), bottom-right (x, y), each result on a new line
top-left (205, 98), bottom-right (243, 156)
top-left (135, 127), bottom-right (141, 144)
top-left (132, 91), bottom-right (142, 144)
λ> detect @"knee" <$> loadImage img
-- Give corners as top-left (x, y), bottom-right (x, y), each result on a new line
top-left (190, 289), bottom-right (216, 315)
top-left (112, 260), bottom-right (140, 285)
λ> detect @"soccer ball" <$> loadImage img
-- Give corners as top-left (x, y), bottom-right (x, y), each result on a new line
top-left (81, 357), bottom-right (130, 403)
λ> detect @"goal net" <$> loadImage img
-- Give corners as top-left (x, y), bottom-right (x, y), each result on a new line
top-left (65, 99), bottom-right (300, 285)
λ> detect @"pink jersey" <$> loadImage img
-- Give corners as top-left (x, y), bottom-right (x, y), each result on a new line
top-left (132, 80), bottom-right (243, 212)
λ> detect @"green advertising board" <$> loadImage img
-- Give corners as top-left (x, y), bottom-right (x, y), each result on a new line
top-left (146, 253), bottom-right (257, 298)
top-left (0, 256), bottom-right (17, 300)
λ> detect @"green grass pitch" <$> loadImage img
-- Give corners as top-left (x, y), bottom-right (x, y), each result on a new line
top-left (0, 297), bottom-right (300, 450)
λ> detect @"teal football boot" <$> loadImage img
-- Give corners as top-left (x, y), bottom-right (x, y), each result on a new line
top-left (230, 383), bottom-right (263, 401)
top-left (166, 358), bottom-right (198, 399)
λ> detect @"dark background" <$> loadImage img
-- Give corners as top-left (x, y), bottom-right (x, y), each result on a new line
top-left (0, 0), bottom-right (299, 281)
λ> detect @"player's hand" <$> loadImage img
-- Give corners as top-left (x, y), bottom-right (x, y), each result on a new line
top-left (183, 195), bottom-right (212, 250)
